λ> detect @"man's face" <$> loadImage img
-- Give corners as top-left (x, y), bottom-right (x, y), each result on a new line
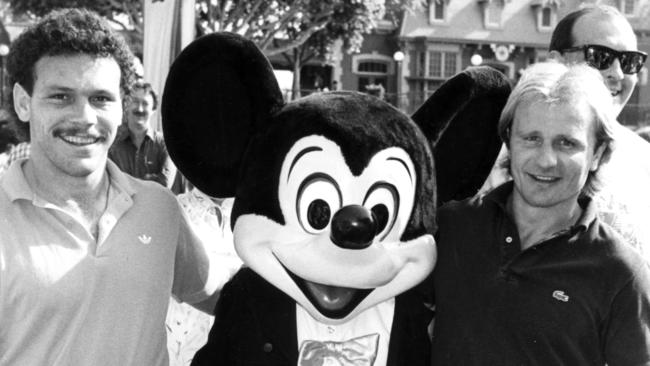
top-left (126, 88), bottom-right (155, 135)
top-left (509, 100), bottom-right (605, 211)
top-left (14, 54), bottom-right (122, 177)
top-left (562, 13), bottom-right (638, 115)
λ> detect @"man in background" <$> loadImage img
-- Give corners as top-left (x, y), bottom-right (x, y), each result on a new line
top-left (109, 80), bottom-right (176, 189)
top-left (549, 4), bottom-right (650, 260)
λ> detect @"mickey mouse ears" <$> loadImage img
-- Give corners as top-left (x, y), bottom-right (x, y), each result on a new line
top-left (163, 32), bottom-right (511, 203)
top-left (162, 33), bottom-right (284, 197)
top-left (412, 66), bottom-right (511, 203)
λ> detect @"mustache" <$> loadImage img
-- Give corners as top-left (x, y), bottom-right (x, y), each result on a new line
top-left (53, 125), bottom-right (105, 139)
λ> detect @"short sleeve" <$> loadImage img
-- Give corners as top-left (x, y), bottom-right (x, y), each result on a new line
top-left (171, 196), bottom-right (241, 304)
top-left (603, 262), bottom-right (650, 365)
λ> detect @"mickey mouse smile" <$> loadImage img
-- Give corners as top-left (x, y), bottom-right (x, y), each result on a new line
top-left (283, 263), bottom-right (372, 319)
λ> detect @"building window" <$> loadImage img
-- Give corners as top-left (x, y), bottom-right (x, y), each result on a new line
top-left (443, 53), bottom-right (457, 77)
top-left (413, 51), bottom-right (426, 77)
top-left (352, 54), bottom-right (395, 76)
top-left (408, 79), bottom-right (445, 106)
top-left (541, 7), bottom-right (552, 27)
top-left (429, 0), bottom-right (446, 23)
top-left (414, 50), bottom-right (460, 79)
top-left (352, 54), bottom-right (394, 96)
top-left (358, 61), bottom-right (388, 74)
top-left (428, 51), bottom-right (442, 78)
top-left (483, 2), bottom-right (503, 29)
top-left (433, 1), bottom-right (444, 20)
top-left (621, 0), bottom-right (635, 15)
top-left (534, 4), bottom-right (556, 32)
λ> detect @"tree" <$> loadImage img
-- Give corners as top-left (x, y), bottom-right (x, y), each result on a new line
top-left (6, 0), bottom-right (144, 52)
top-left (273, 0), bottom-right (419, 99)
top-left (194, 0), bottom-right (420, 57)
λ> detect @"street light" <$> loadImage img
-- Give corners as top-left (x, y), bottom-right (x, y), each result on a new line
top-left (393, 51), bottom-right (405, 110)
top-left (470, 53), bottom-right (483, 66)
top-left (0, 44), bottom-right (9, 108)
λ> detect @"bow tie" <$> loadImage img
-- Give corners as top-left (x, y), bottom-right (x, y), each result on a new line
top-left (298, 333), bottom-right (379, 366)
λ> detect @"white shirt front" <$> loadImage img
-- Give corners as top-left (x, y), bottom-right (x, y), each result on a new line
top-left (296, 299), bottom-right (395, 366)
top-left (594, 124), bottom-right (650, 262)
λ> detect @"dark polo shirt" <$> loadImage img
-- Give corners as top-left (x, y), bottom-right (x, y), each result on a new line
top-left (431, 182), bottom-right (650, 366)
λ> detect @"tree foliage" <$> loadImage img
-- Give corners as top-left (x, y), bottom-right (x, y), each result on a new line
top-left (192, 0), bottom-right (422, 99)
top-left (195, 0), bottom-right (421, 57)
top-left (6, 0), bottom-right (143, 34)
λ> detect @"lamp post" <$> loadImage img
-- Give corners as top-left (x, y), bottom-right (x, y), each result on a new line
top-left (470, 53), bottom-right (483, 66)
top-left (393, 50), bottom-right (405, 111)
top-left (0, 44), bottom-right (9, 108)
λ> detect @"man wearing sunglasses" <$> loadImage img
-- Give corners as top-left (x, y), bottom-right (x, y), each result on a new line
top-left (546, 5), bottom-right (650, 264)
top-left (549, 5), bottom-right (646, 116)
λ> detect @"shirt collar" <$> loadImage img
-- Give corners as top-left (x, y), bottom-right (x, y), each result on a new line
top-left (1, 159), bottom-right (32, 202)
top-left (1, 159), bottom-right (136, 203)
top-left (105, 159), bottom-right (136, 197)
top-left (484, 181), bottom-right (597, 234)
top-left (125, 128), bottom-right (155, 145)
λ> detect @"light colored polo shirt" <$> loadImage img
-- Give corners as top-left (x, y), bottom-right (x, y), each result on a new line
top-left (0, 160), bottom-right (217, 366)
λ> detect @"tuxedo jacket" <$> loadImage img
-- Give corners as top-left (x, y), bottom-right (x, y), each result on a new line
top-left (191, 268), bottom-right (433, 366)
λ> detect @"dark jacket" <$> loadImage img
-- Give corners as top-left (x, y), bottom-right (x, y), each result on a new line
top-left (191, 268), bottom-right (433, 366)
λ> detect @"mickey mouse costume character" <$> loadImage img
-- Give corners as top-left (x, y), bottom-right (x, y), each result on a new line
top-left (162, 32), bottom-right (510, 366)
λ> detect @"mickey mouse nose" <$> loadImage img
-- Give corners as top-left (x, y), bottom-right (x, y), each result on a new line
top-left (330, 205), bottom-right (377, 250)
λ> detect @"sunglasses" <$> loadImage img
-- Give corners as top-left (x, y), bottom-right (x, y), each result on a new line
top-left (561, 44), bottom-right (647, 75)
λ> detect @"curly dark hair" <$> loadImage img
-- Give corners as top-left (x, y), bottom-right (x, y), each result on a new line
top-left (6, 8), bottom-right (137, 140)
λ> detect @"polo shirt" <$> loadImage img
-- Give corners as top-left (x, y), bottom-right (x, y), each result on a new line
top-left (480, 125), bottom-right (650, 264)
top-left (0, 160), bottom-right (218, 366)
top-left (109, 129), bottom-right (175, 188)
top-left (431, 182), bottom-right (650, 366)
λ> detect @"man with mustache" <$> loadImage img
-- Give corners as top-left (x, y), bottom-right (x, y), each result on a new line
top-left (109, 80), bottom-right (177, 189)
top-left (0, 8), bottom-right (223, 365)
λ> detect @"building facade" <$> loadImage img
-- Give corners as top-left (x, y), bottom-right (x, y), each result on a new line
top-left (335, 0), bottom-right (649, 124)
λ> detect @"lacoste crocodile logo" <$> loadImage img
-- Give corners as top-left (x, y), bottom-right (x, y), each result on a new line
top-left (552, 290), bottom-right (569, 302)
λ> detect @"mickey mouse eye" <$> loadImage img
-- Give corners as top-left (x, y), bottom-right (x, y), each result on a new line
top-left (363, 182), bottom-right (399, 241)
top-left (307, 199), bottom-right (330, 230)
top-left (297, 173), bottom-right (342, 234)
top-left (371, 204), bottom-right (389, 233)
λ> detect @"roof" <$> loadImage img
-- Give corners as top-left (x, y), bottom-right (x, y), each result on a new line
top-left (397, 0), bottom-right (650, 47)
top-left (400, 0), bottom-right (556, 48)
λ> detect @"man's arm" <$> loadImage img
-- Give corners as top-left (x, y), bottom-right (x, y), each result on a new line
top-left (603, 263), bottom-right (650, 365)
top-left (172, 200), bottom-right (241, 315)
top-left (188, 290), bottom-right (220, 314)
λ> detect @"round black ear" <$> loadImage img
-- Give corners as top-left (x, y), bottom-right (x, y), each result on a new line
top-left (411, 66), bottom-right (511, 204)
top-left (162, 32), bottom-right (284, 197)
